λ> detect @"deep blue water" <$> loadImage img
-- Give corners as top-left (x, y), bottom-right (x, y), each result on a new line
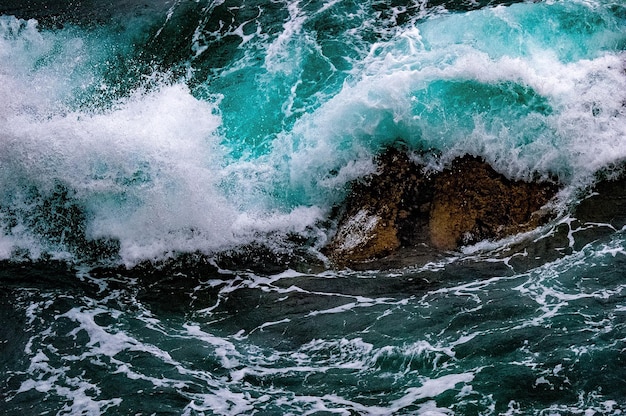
top-left (1, 0), bottom-right (626, 414)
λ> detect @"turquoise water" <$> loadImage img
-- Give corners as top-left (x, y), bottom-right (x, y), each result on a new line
top-left (1, 0), bottom-right (626, 414)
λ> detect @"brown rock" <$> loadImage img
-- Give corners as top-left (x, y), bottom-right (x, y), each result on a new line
top-left (429, 156), bottom-right (559, 250)
top-left (325, 148), bottom-right (559, 267)
top-left (324, 148), bottom-right (417, 264)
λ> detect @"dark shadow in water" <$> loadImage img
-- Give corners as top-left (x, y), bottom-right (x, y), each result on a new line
top-left (0, 0), bottom-right (174, 27)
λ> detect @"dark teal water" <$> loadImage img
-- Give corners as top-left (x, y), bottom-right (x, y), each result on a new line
top-left (1, 0), bottom-right (626, 414)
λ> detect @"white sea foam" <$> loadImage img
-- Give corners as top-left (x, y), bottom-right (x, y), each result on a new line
top-left (184, 323), bottom-right (242, 369)
top-left (9, 234), bottom-right (626, 414)
top-left (16, 353), bottom-right (123, 416)
top-left (275, 0), bottom-right (626, 201)
top-left (0, 16), bottom-right (328, 264)
top-left (1, 79), bottom-right (239, 263)
top-left (59, 306), bottom-right (174, 363)
top-left (511, 234), bottom-right (626, 329)
top-left (264, 0), bottom-right (308, 75)
top-left (392, 372), bottom-right (475, 408)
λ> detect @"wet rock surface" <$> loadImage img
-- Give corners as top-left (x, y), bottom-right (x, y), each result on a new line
top-left (324, 148), bottom-right (560, 268)
top-left (429, 156), bottom-right (559, 250)
top-left (323, 148), bottom-right (427, 264)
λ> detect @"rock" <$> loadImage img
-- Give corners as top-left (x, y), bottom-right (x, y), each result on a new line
top-left (323, 148), bottom-right (428, 264)
top-left (325, 148), bottom-right (559, 267)
top-left (429, 156), bottom-right (559, 250)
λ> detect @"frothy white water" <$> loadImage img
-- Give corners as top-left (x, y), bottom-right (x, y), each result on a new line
top-left (0, 82), bottom-right (327, 263)
top-left (5, 231), bottom-right (626, 414)
top-left (3, 2), bottom-right (626, 415)
top-left (0, 17), bottom-right (325, 264)
top-left (281, 1), bottom-right (626, 190)
top-left (3, 80), bottom-right (231, 262)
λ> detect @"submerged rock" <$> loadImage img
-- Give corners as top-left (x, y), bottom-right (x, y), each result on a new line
top-left (325, 148), bottom-right (560, 267)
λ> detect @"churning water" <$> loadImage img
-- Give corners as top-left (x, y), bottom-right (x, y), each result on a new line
top-left (1, 0), bottom-right (626, 414)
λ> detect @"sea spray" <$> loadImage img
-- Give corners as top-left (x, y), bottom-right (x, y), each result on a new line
top-left (1, 1), bottom-right (626, 413)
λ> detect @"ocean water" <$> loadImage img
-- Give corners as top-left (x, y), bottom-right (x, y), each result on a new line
top-left (1, 0), bottom-right (626, 414)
